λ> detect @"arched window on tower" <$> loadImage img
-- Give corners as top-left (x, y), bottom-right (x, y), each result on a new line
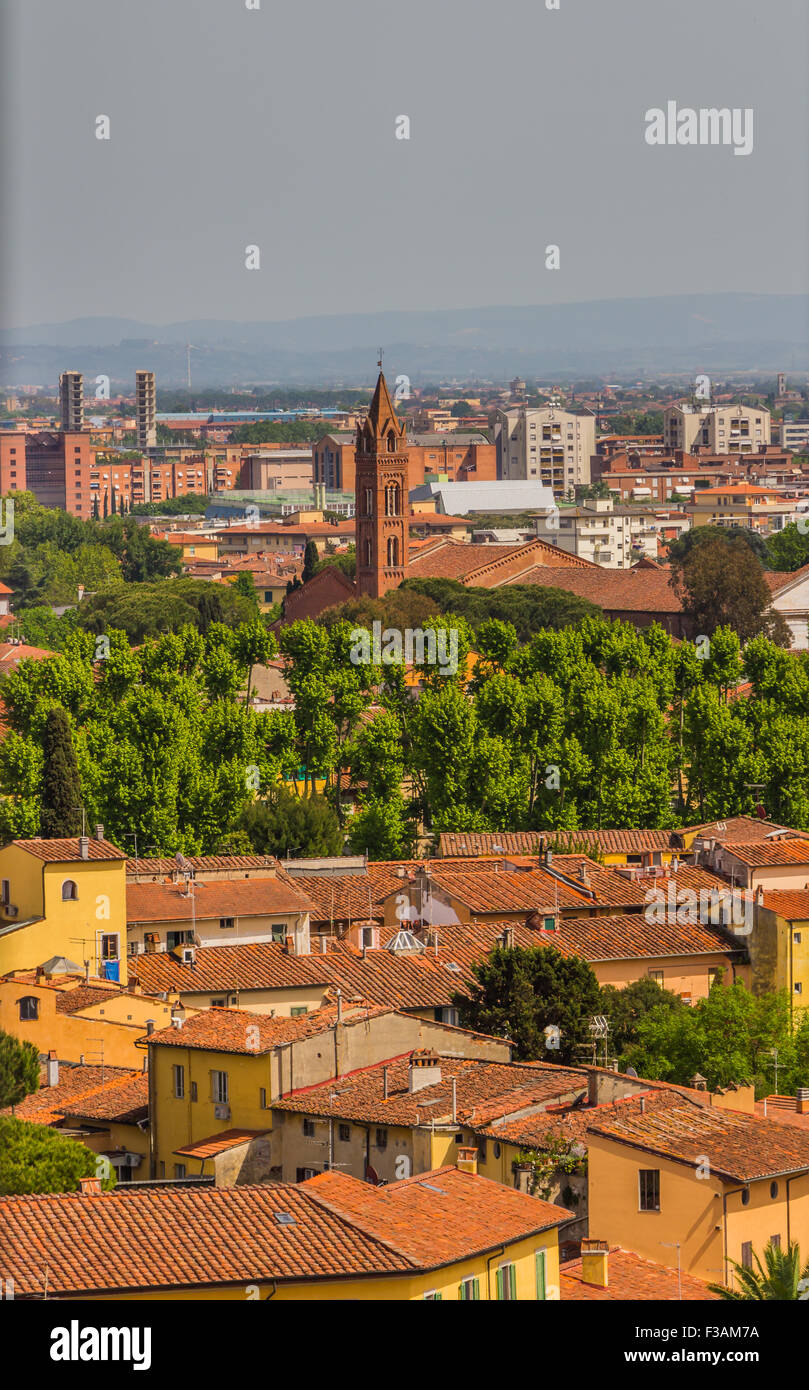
top-left (386, 536), bottom-right (399, 568)
top-left (365, 538), bottom-right (373, 567)
top-left (385, 483), bottom-right (400, 517)
top-left (387, 430), bottom-right (396, 452)
top-left (365, 487), bottom-right (374, 516)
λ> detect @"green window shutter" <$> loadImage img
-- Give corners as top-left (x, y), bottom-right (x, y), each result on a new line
top-left (496, 1267), bottom-right (504, 1300)
top-left (459, 1282), bottom-right (466, 1300)
top-left (472, 1277), bottom-right (480, 1300)
top-left (535, 1250), bottom-right (547, 1300)
top-left (509, 1264), bottom-right (517, 1300)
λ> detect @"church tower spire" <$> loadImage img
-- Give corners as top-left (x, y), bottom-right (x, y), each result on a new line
top-left (355, 368), bottom-right (409, 598)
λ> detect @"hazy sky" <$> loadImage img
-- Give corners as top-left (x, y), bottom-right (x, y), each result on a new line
top-left (3, 0), bottom-right (808, 327)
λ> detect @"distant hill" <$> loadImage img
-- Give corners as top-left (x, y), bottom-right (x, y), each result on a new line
top-left (2, 294), bottom-right (808, 387)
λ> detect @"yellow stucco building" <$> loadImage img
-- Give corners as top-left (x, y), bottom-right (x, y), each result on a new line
top-left (0, 834), bottom-right (128, 984)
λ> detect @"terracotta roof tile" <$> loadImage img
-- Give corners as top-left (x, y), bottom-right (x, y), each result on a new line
top-left (438, 830), bottom-right (675, 857)
top-left (174, 1129), bottom-right (270, 1159)
top-left (588, 1103), bottom-right (809, 1182)
top-left (12, 837), bottom-right (127, 863)
top-left (127, 854), bottom-right (283, 877)
top-left (760, 890), bottom-right (809, 920)
top-left (717, 839), bottom-right (809, 867)
top-left (0, 1184), bottom-right (409, 1295)
top-left (302, 1166), bottom-right (571, 1266)
top-left (560, 1246), bottom-right (718, 1300)
top-left (127, 876), bottom-right (318, 924)
top-left (1, 1064), bottom-right (146, 1127)
top-left (143, 1000), bottom-right (392, 1053)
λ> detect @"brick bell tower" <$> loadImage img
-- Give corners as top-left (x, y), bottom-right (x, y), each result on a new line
top-left (355, 365), bottom-right (409, 598)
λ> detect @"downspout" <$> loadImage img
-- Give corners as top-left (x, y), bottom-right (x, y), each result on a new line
top-left (722, 1185), bottom-right (747, 1282)
top-left (486, 1245), bottom-right (506, 1301)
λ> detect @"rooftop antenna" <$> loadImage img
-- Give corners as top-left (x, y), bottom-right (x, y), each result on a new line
top-left (71, 806), bottom-right (87, 837)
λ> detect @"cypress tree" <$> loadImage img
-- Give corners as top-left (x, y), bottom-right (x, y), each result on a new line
top-left (302, 539), bottom-right (319, 584)
top-left (40, 707), bottom-right (82, 839)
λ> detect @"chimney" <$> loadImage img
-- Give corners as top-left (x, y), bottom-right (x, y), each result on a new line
top-left (499, 925), bottom-right (515, 950)
top-left (336, 990), bottom-right (343, 1023)
top-left (78, 1176), bottom-right (103, 1196)
top-left (580, 1238), bottom-right (609, 1288)
top-left (46, 1050), bottom-right (59, 1088)
top-left (545, 849), bottom-right (553, 867)
top-left (797, 1088), bottom-right (809, 1115)
top-left (79, 835), bottom-right (89, 861)
top-left (94, 823), bottom-right (104, 841)
top-left (145, 1019), bottom-right (155, 1035)
top-left (456, 1146), bottom-right (478, 1175)
top-left (755, 885), bottom-right (765, 906)
top-left (408, 1050), bottom-right (442, 1093)
top-left (578, 863), bottom-right (589, 884)
top-left (691, 1072), bottom-right (708, 1092)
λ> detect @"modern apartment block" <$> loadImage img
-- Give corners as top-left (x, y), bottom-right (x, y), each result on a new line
top-left (58, 371), bottom-right (84, 432)
top-left (534, 497), bottom-right (663, 568)
top-left (135, 370), bottom-right (157, 450)
top-left (777, 418), bottom-right (809, 452)
top-left (496, 406), bottom-right (595, 497)
top-left (663, 403), bottom-right (771, 454)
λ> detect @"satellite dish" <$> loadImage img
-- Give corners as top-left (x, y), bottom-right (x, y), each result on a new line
top-left (626, 1066), bottom-right (639, 1078)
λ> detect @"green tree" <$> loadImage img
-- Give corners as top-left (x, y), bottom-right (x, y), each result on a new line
top-left (238, 787), bottom-right (344, 858)
top-left (766, 522), bottom-right (809, 573)
top-left (0, 1116), bottom-right (116, 1195)
top-left (671, 535), bottom-right (790, 645)
top-left (302, 539), bottom-right (319, 584)
top-left (453, 943), bottom-right (602, 1063)
top-left (39, 706), bottom-right (82, 838)
top-left (0, 1030), bottom-right (40, 1109)
top-left (709, 1241), bottom-right (809, 1301)
top-left (599, 977), bottom-right (685, 1056)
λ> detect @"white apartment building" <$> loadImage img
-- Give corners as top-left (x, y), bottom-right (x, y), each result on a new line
top-left (663, 403), bottom-right (771, 454)
top-left (496, 406), bottom-right (595, 497)
top-left (534, 497), bottom-right (676, 568)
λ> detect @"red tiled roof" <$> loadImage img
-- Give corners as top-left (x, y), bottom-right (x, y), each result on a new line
top-left (54, 984), bottom-right (122, 1014)
top-left (406, 538), bottom-right (592, 584)
top-left (143, 1001), bottom-right (391, 1053)
top-left (302, 1166), bottom-right (571, 1266)
top-left (679, 816), bottom-right (794, 843)
top-left (760, 890), bottom-right (809, 920)
top-left (127, 854), bottom-right (283, 877)
top-left (1, 1065), bottom-right (146, 1127)
top-left (12, 837), bottom-right (127, 863)
top-left (503, 565), bottom-right (684, 613)
top-left (438, 830), bottom-right (675, 857)
top-left (126, 876), bottom-right (317, 924)
top-left (273, 1055), bottom-right (589, 1127)
top-left (536, 909), bottom-right (741, 963)
top-left (560, 1246), bottom-right (718, 1301)
top-left (174, 1129), bottom-right (270, 1159)
top-left (0, 1166), bottom-right (570, 1297)
top-left (588, 1103), bottom-right (809, 1182)
top-left (0, 1184), bottom-right (408, 1295)
top-left (718, 839), bottom-right (809, 867)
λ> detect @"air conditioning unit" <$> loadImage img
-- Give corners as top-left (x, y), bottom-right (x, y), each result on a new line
top-left (4, 904), bottom-right (18, 918)
top-left (214, 1103), bottom-right (231, 1120)
top-left (123, 1152), bottom-right (141, 1168)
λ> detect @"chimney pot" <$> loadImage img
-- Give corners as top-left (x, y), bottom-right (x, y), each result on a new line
top-left (78, 1176), bottom-right (103, 1197)
top-left (145, 1018), bottom-right (155, 1035)
top-left (580, 1239), bottom-right (609, 1288)
top-left (797, 1088), bottom-right (809, 1115)
top-left (94, 823), bottom-right (104, 841)
top-left (46, 1051), bottom-right (59, 1088)
top-left (79, 835), bottom-right (89, 861)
